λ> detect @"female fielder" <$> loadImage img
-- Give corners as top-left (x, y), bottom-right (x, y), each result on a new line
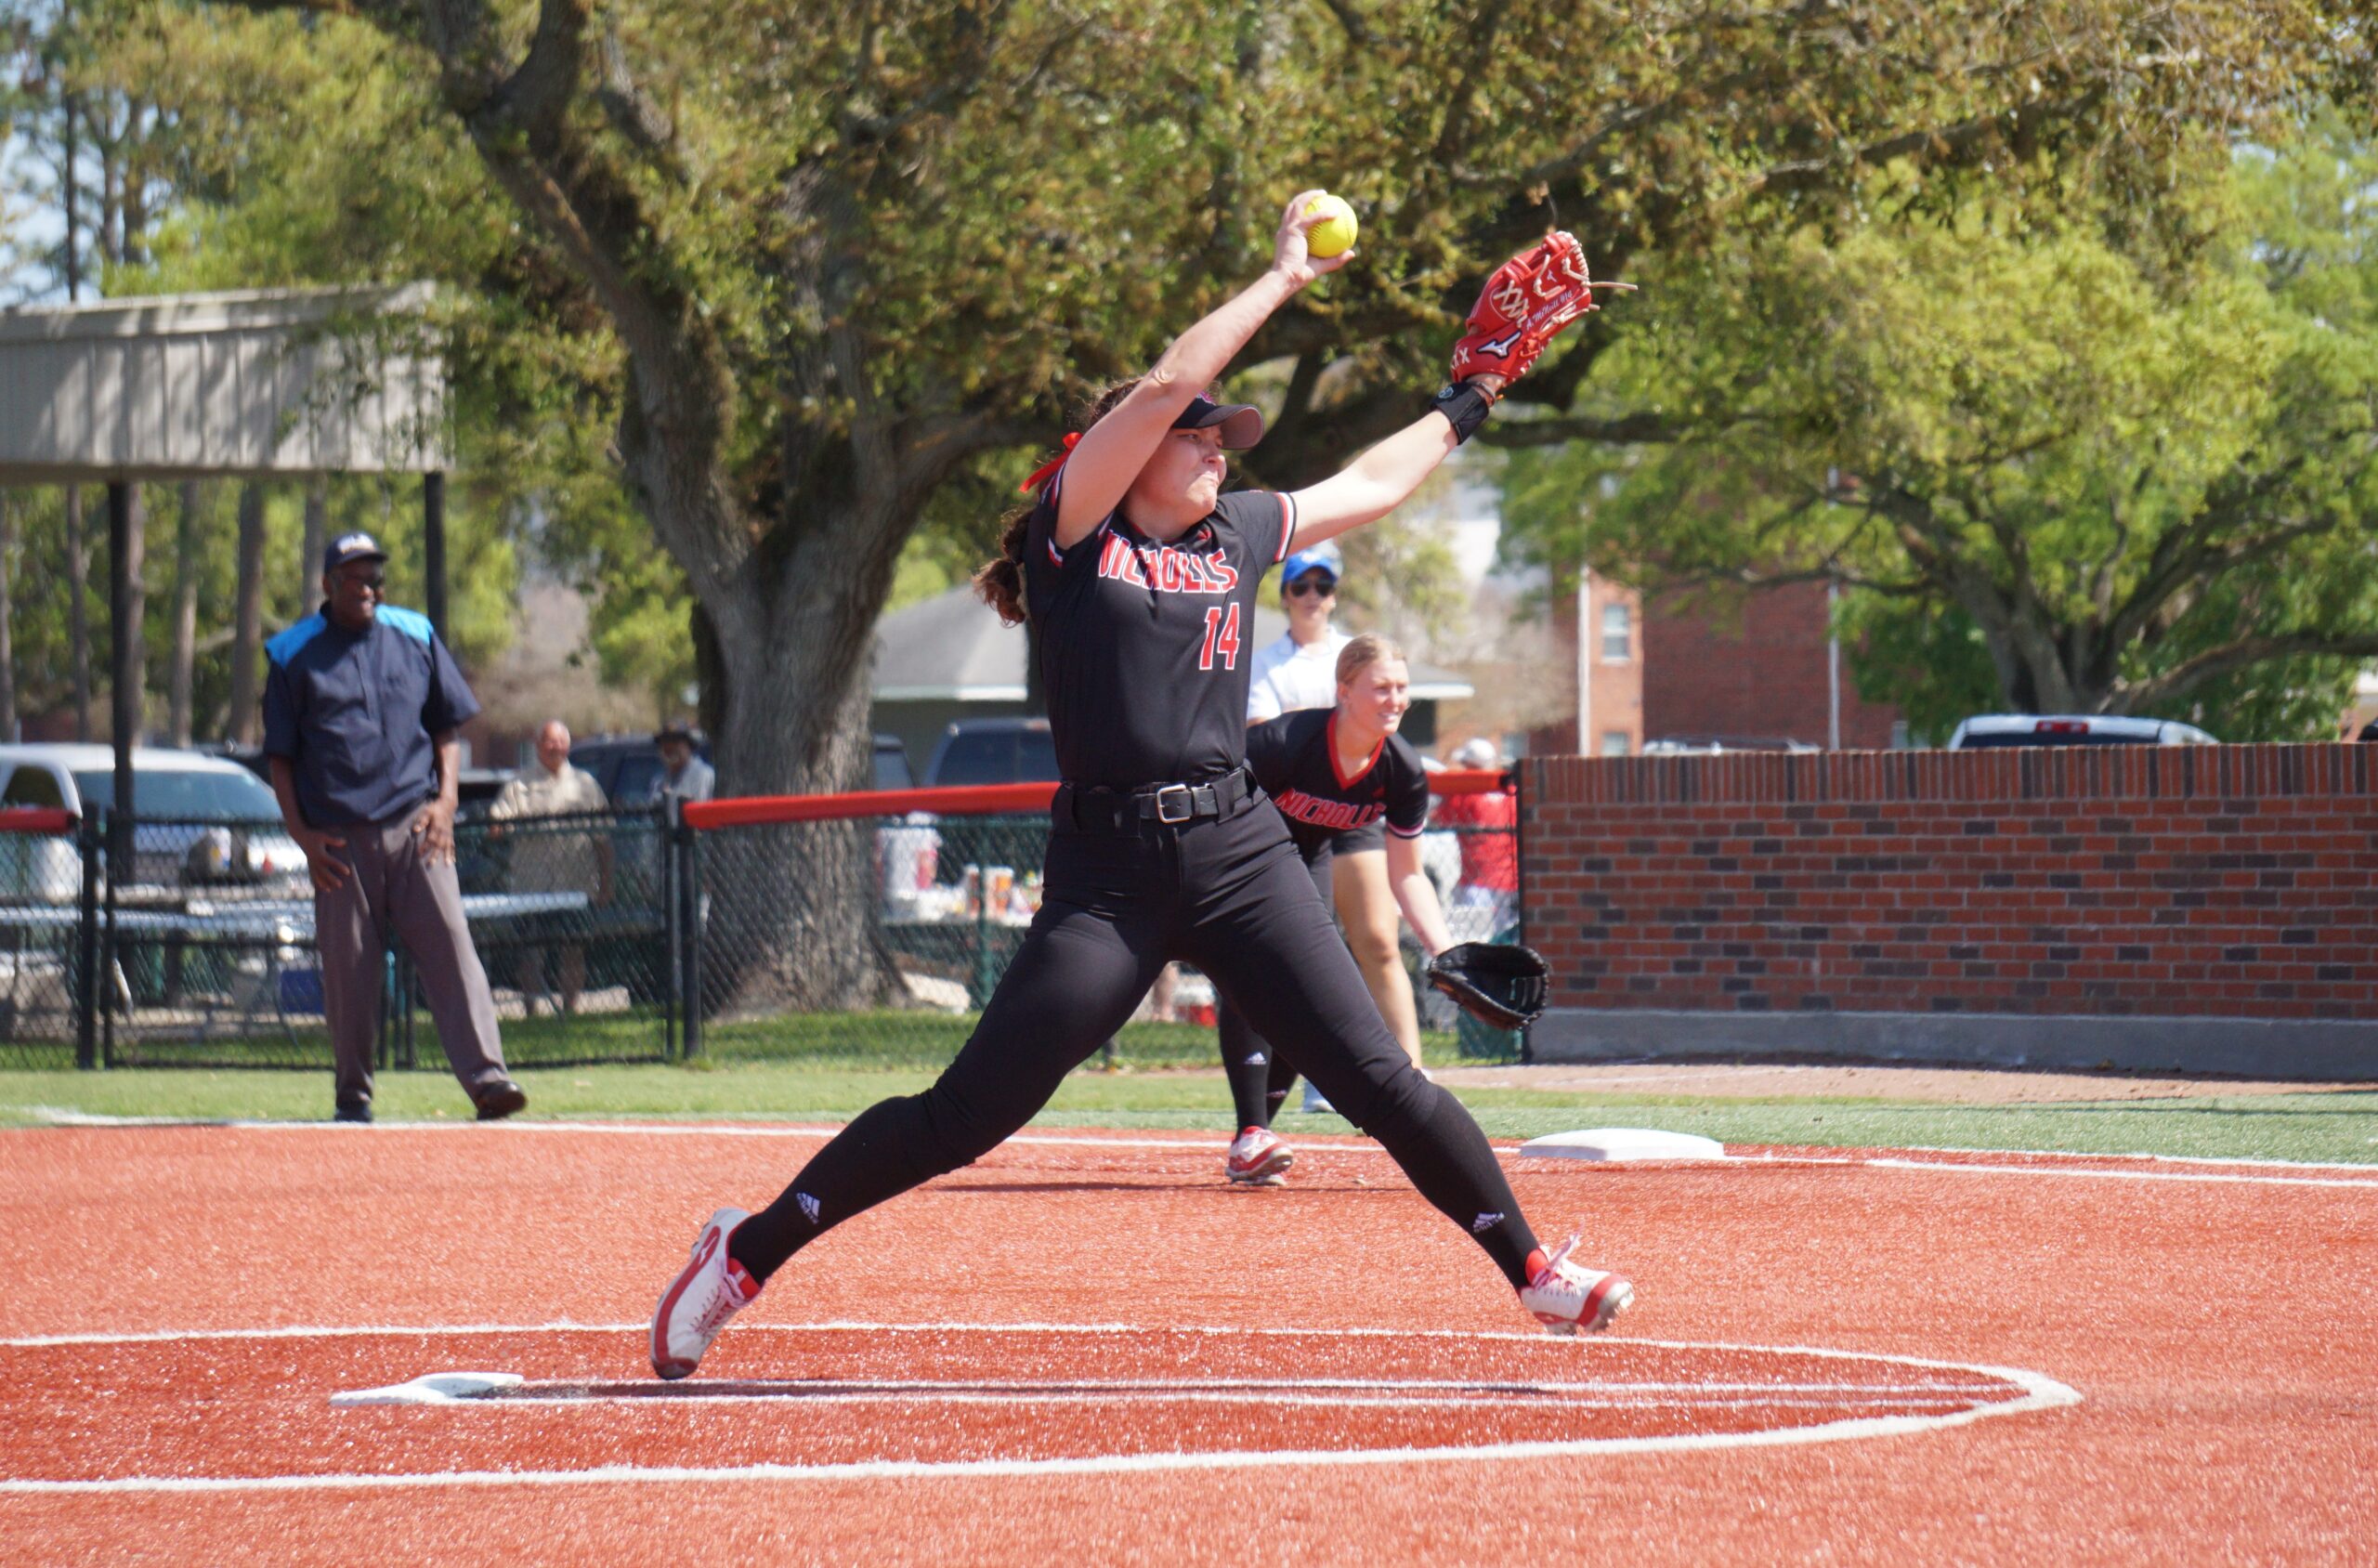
top-left (651, 196), bottom-right (1632, 1377)
top-left (1241, 542), bottom-right (1423, 1117)
top-left (1221, 632), bottom-right (1453, 1186)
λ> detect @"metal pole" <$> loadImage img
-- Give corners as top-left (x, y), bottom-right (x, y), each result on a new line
top-left (75, 815), bottom-right (99, 1070)
top-left (663, 801), bottom-right (683, 1062)
top-left (423, 472), bottom-right (449, 643)
top-left (101, 810), bottom-right (120, 1067)
top-left (1827, 578), bottom-right (1843, 751)
top-left (1514, 761), bottom-right (1532, 1065)
top-left (682, 823), bottom-right (704, 1059)
top-left (972, 865), bottom-right (994, 1009)
top-left (1574, 571), bottom-right (1592, 756)
top-left (107, 481), bottom-right (140, 873)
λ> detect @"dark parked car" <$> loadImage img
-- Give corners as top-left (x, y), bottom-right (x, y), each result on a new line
top-left (925, 718), bottom-right (1058, 789)
top-left (568, 733), bottom-right (912, 804)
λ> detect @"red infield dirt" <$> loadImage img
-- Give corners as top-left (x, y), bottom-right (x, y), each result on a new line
top-left (2, 1122), bottom-right (2374, 1565)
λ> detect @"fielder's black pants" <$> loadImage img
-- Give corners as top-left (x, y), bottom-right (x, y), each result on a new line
top-left (731, 785), bottom-right (1543, 1287)
top-left (1217, 837), bottom-right (1332, 1130)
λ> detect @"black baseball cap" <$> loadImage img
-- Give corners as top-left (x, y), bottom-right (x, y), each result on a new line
top-left (655, 725), bottom-right (697, 746)
top-left (1176, 396), bottom-right (1263, 450)
top-left (322, 531), bottom-right (389, 574)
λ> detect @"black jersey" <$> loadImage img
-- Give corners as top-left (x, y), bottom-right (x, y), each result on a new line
top-left (1245, 708), bottom-right (1431, 856)
top-left (1026, 477), bottom-right (1297, 789)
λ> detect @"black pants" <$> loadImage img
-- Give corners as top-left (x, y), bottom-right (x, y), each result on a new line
top-left (1217, 838), bottom-right (1332, 1129)
top-left (730, 787), bottom-right (1542, 1287)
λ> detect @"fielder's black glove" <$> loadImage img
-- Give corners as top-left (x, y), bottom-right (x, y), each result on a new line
top-left (1425, 942), bottom-right (1549, 1031)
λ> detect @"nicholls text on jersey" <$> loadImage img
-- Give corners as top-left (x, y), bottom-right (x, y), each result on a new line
top-left (1272, 789), bottom-right (1382, 832)
top-left (1097, 533), bottom-right (1241, 595)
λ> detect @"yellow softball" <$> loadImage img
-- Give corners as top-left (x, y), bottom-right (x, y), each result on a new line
top-left (1302, 193), bottom-right (1359, 259)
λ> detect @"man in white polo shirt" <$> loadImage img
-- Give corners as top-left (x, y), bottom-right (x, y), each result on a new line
top-left (1247, 541), bottom-right (1351, 723)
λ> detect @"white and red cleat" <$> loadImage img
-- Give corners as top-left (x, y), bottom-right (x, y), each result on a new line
top-left (650, 1206), bottom-right (760, 1379)
top-left (1224, 1126), bottom-right (1294, 1186)
top-left (1519, 1235), bottom-right (1632, 1336)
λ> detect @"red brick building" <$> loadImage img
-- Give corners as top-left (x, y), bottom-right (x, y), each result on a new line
top-left (1524, 572), bottom-right (1645, 758)
top-left (1643, 581), bottom-right (1899, 750)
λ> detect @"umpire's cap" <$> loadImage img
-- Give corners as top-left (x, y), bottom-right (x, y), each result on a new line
top-left (1176, 395), bottom-right (1263, 450)
top-left (322, 531), bottom-right (389, 574)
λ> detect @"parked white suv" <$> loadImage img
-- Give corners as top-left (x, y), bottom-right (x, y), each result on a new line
top-left (0, 744), bottom-right (309, 900)
top-left (1944, 714), bottom-right (2216, 749)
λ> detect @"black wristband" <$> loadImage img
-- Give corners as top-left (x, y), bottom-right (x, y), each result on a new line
top-left (1429, 381), bottom-right (1496, 445)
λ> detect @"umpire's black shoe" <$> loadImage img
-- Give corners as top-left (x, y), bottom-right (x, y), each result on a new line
top-left (333, 1102), bottom-right (372, 1124)
top-left (473, 1078), bottom-right (529, 1122)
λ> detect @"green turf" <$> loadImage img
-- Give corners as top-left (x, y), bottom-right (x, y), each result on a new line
top-left (3, 1055), bottom-right (2373, 1165)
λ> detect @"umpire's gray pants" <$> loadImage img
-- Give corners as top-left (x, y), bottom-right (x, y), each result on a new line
top-left (316, 809), bottom-right (508, 1108)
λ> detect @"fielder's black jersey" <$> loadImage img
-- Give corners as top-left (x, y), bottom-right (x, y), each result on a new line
top-left (1026, 477), bottom-right (1297, 789)
top-left (1245, 708), bottom-right (1431, 856)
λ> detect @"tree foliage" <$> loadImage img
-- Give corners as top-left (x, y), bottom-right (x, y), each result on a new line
top-left (1499, 112), bottom-right (2378, 738)
top-left (135, 0), bottom-right (2358, 784)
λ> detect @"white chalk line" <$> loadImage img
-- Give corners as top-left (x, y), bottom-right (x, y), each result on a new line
top-left (0, 1321), bottom-right (2075, 1495)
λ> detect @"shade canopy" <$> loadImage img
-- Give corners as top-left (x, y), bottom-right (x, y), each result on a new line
top-left (0, 283), bottom-right (447, 480)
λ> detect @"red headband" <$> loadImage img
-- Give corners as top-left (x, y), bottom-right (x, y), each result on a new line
top-left (1018, 432), bottom-right (1080, 495)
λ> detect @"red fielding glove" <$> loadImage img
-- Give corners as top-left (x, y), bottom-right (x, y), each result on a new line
top-left (1448, 230), bottom-right (1614, 387)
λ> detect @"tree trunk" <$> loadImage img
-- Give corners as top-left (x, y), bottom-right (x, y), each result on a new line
top-left (65, 487), bottom-right (91, 740)
top-left (167, 481), bottom-right (202, 747)
top-left (227, 483), bottom-right (267, 747)
top-left (694, 528), bottom-right (909, 1018)
top-left (0, 492), bottom-right (16, 741)
top-left (298, 475), bottom-right (326, 614)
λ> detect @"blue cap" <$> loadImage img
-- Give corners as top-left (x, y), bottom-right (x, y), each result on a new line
top-left (1282, 539), bottom-right (1343, 584)
top-left (322, 531), bottom-right (388, 574)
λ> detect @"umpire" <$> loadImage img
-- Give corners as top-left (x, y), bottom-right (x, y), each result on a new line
top-left (263, 531), bottom-right (526, 1124)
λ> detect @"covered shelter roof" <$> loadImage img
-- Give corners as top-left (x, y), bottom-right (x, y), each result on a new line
top-left (0, 282), bottom-right (448, 481)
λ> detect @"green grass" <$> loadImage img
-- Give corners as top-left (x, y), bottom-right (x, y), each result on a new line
top-left (4, 1052), bottom-right (2373, 1165)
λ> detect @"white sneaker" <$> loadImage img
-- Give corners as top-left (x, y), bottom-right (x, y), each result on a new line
top-left (1300, 1082), bottom-right (1335, 1116)
top-left (649, 1207), bottom-right (760, 1379)
top-left (1518, 1235), bottom-right (1633, 1336)
top-left (1224, 1126), bottom-right (1294, 1186)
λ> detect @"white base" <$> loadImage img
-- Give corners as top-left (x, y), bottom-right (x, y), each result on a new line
top-left (1519, 1128), bottom-right (1727, 1162)
top-left (331, 1372), bottom-right (520, 1406)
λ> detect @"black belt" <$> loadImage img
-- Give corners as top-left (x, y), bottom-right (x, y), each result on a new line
top-left (1054, 768), bottom-right (1255, 831)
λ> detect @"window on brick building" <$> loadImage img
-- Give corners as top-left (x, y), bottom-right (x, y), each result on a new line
top-left (1601, 730), bottom-right (1631, 757)
top-left (1600, 602), bottom-right (1631, 662)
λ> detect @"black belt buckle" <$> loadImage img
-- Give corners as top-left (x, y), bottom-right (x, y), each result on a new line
top-left (1151, 784), bottom-right (1196, 824)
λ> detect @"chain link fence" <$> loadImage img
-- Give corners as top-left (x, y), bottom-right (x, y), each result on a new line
top-left (0, 812), bottom-right (88, 1068)
top-left (0, 806), bottom-right (676, 1071)
top-left (684, 787), bottom-right (1525, 1068)
top-left (2, 780), bottom-right (1524, 1073)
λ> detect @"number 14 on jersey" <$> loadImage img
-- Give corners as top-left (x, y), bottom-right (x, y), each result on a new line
top-left (1199, 604), bottom-right (1243, 672)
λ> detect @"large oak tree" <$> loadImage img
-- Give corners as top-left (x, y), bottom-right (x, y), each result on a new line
top-left (1498, 114), bottom-right (2378, 738)
top-left (133, 0), bottom-right (2361, 1000)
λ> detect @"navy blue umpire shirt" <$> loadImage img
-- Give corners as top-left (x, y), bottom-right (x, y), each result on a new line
top-left (262, 605), bottom-right (482, 829)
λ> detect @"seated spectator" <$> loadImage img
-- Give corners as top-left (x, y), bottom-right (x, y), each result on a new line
top-left (491, 720), bottom-right (612, 1015)
top-left (1432, 738), bottom-right (1519, 942)
top-left (656, 725), bottom-right (716, 804)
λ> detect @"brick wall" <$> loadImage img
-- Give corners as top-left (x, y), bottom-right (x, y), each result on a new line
top-left (1521, 744), bottom-right (2378, 1022)
top-left (1643, 581), bottom-right (1899, 750)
